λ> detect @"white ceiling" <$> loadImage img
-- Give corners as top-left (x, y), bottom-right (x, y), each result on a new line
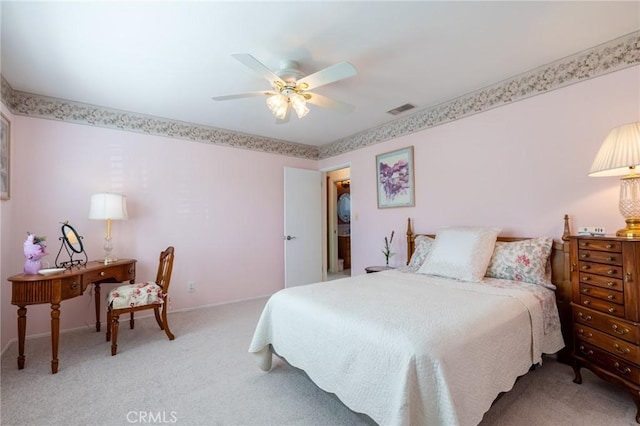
top-left (2, 1), bottom-right (639, 147)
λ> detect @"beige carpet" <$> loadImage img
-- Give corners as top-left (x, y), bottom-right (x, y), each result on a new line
top-left (1, 296), bottom-right (637, 425)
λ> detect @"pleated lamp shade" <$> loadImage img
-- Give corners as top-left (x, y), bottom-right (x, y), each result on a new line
top-left (588, 122), bottom-right (640, 237)
top-left (589, 122), bottom-right (640, 177)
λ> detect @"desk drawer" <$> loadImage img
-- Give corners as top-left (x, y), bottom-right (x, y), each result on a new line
top-left (61, 276), bottom-right (83, 300)
top-left (12, 276), bottom-right (84, 304)
top-left (84, 263), bottom-right (135, 284)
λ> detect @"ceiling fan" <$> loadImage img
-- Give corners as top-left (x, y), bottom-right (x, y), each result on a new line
top-left (212, 54), bottom-right (357, 123)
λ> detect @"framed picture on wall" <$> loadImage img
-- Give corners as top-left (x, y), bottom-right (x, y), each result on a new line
top-left (1, 113), bottom-right (10, 200)
top-left (376, 146), bottom-right (414, 208)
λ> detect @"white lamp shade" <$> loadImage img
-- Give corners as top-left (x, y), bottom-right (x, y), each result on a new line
top-left (589, 122), bottom-right (640, 177)
top-left (88, 193), bottom-right (128, 220)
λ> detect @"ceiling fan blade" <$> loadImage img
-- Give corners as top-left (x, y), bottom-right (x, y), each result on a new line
top-left (297, 62), bottom-right (357, 91)
top-left (276, 103), bottom-right (291, 124)
top-left (305, 92), bottom-right (355, 114)
top-left (232, 53), bottom-right (285, 86)
top-left (212, 91), bottom-right (276, 101)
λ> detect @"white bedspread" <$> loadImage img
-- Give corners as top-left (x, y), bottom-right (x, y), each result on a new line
top-left (249, 270), bottom-right (565, 426)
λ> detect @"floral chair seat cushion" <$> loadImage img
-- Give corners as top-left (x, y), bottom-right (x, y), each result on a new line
top-left (107, 281), bottom-right (164, 309)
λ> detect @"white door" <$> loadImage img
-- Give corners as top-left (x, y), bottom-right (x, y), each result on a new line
top-left (284, 167), bottom-right (322, 287)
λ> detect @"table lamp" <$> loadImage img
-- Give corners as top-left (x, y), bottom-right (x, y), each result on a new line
top-left (589, 122), bottom-right (640, 237)
top-left (88, 193), bottom-right (128, 263)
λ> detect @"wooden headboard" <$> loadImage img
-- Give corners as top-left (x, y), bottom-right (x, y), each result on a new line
top-left (405, 215), bottom-right (573, 362)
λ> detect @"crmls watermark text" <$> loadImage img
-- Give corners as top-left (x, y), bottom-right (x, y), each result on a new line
top-left (126, 411), bottom-right (178, 424)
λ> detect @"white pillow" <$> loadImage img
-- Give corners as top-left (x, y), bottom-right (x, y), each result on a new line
top-left (418, 226), bottom-right (501, 281)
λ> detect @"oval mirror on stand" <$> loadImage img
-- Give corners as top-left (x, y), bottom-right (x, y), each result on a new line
top-left (55, 222), bottom-right (88, 268)
top-left (62, 223), bottom-right (84, 253)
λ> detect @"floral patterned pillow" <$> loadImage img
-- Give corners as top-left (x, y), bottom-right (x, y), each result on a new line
top-left (408, 235), bottom-right (435, 268)
top-left (485, 238), bottom-right (554, 289)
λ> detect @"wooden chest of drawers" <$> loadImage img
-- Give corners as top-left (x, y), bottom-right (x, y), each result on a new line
top-left (570, 236), bottom-right (640, 422)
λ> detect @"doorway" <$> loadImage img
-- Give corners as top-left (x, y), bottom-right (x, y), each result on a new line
top-left (325, 167), bottom-right (351, 280)
top-left (284, 167), bottom-right (323, 287)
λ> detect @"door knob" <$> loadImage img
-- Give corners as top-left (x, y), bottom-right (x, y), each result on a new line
top-left (285, 235), bottom-right (296, 240)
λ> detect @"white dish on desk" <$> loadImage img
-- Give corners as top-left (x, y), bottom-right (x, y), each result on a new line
top-left (38, 268), bottom-right (66, 276)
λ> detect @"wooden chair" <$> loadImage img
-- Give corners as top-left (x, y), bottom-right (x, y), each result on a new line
top-left (106, 246), bottom-right (175, 355)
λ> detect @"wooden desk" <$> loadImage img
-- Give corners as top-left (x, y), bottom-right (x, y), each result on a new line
top-left (7, 259), bottom-right (136, 374)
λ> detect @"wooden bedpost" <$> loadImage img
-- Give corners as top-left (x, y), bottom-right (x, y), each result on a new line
top-left (562, 214), bottom-right (570, 241)
top-left (406, 218), bottom-right (413, 265)
top-left (555, 214), bottom-right (573, 364)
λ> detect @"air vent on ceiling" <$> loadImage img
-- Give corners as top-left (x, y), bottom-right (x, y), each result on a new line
top-left (386, 103), bottom-right (416, 115)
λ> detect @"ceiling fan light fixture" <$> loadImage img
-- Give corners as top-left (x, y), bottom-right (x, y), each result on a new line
top-left (216, 54), bottom-right (357, 122)
top-left (266, 94), bottom-right (289, 120)
top-left (290, 93), bottom-right (309, 119)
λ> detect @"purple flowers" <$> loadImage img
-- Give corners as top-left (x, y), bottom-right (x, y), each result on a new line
top-left (382, 231), bottom-right (395, 265)
top-left (379, 159), bottom-right (409, 200)
top-left (24, 232), bottom-right (47, 261)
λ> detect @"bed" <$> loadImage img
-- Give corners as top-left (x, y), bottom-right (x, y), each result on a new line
top-left (249, 217), bottom-right (573, 426)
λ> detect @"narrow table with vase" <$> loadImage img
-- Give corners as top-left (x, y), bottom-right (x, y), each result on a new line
top-left (7, 258), bottom-right (136, 374)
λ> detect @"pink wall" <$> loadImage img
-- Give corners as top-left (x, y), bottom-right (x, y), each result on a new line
top-left (2, 65), bottom-right (639, 352)
top-left (319, 66), bottom-right (640, 275)
top-left (0, 114), bottom-right (315, 349)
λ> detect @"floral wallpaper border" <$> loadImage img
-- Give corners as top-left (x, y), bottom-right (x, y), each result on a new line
top-left (320, 31), bottom-right (640, 159)
top-left (2, 31), bottom-right (639, 161)
top-left (0, 77), bottom-right (319, 159)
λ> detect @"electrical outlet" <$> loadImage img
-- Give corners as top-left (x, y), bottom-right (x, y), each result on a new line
top-left (187, 281), bottom-right (196, 292)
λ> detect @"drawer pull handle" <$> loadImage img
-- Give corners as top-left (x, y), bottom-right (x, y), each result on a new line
top-left (578, 312), bottom-right (592, 321)
top-left (613, 343), bottom-right (630, 354)
top-left (612, 324), bottom-right (630, 335)
top-left (582, 276), bottom-right (590, 282)
top-left (614, 362), bottom-right (631, 375)
top-left (70, 282), bottom-right (80, 290)
top-left (627, 272), bottom-right (633, 283)
top-left (607, 282), bottom-right (615, 287)
top-left (608, 294), bottom-right (615, 300)
top-left (583, 300), bottom-right (590, 306)
top-left (100, 271), bottom-right (105, 277)
top-left (607, 256), bottom-right (614, 261)
top-left (580, 242), bottom-right (588, 247)
top-left (583, 288), bottom-right (590, 294)
top-left (606, 244), bottom-right (613, 249)
top-left (581, 254), bottom-right (588, 258)
top-left (582, 265), bottom-right (590, 270)
top-left (607, 269), bottom-right (615, 275)
top-left (608, 307), bottom-right (617, 313)
top-left (579, 345), bottom-right (594, 356)
top-left (577, 329), bottom-right (593, 338)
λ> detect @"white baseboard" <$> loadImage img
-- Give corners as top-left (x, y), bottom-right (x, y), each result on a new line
top-left (0, 293), bottom-right (273, 356)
